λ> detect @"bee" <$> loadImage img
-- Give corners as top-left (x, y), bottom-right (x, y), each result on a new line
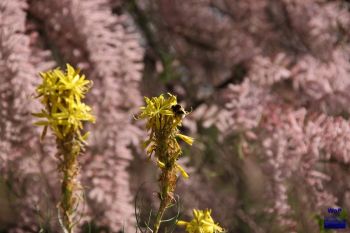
top-left (171, 104), bottom-right (186, 119)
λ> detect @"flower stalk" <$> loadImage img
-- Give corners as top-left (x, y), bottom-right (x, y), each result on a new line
top-left (137, 93), bottom-right (193, 233)
top-left (33, 64), bottom-right (95, 233)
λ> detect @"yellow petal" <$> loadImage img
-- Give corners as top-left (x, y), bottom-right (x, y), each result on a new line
top-left (157, 159), bottom-right (165, 169)
top-left (176, 220), bottom-right (189, 226)
top-left (176, 163), bottom-right (189, 179)
top-left (34, 121), bottom-right (49, 126)
top-left (81, 132), bottom-right (90, 141)
top-left (142, 139), bottom-right (152, 148)
top-left (177, 133), bottom-right (194, 145)
top-left (32, 112), bottom-right (47, 118)
top-left (160, 109), bottom-right (173, 116)
top-left (66, 63), bottom-right (75, 77)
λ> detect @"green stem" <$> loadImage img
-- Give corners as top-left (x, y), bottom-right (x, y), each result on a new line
top-left (153, 202), bottom-right (166, 233)
top-left (57, 133), bottom-right (80, 233)
top-left (153, 166), bottom-right (176, 233)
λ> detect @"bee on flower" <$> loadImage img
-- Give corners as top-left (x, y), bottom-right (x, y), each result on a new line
top-left (137, 93), bottom-right (193, 177)
top-left (137, 93), bottom-right (194, 233)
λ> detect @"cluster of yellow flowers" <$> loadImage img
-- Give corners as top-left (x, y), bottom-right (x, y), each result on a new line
top-left (32, 64), bottom-right (224, 233)
top-left (138, 94), bottom-right (224, 233)
top-left (33, 64), bottom-right (95, 233)
top-left (177, 209), bottom-right (224, 233)
top-left (33, 64), bottom-right (95, 141)
top-left (137, 93), bottom-right (193, 178)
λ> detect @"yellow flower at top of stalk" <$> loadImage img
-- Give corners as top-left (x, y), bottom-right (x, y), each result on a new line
top-left (137, 93), bottom-right (194, 178)
top-left (33, 64), bottom-right (95, 141)
top-left (177, 209), bottom-right (225, 233)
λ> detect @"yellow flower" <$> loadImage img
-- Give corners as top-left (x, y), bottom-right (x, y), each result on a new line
top-left (156, 159), bottom-right (189, 179)
top-left (138, 93), bottom-right (194, 233)
top-left (137, 93), bottom-right (193, 177)
top-left (33, 64), bottom-right (95, 141)
top-left (138, 93), bottom-right (177, 130)
top-left (177, 209), bottom-right (224, 233)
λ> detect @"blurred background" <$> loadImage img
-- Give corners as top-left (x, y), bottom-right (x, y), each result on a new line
top-left (1, 0), bottom-right (350, 232)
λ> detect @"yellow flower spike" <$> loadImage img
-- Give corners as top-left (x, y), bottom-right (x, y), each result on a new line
top-left (137, 93), bottom-right (193, 175)
top-left (137, 93), bottom-right (193, 233)
top-left (177, 209), bottom-right (225, 233)
top-left (33, 64), bottom-right (94, 233)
